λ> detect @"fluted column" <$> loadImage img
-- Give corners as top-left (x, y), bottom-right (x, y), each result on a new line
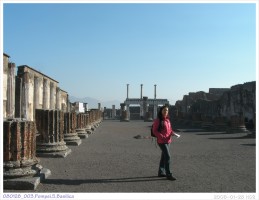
top-left (76, 113), bottom-right (88, 138)
top-left (56, 87), bottom-right (61, 110)
top-left (43, 79), bottom-right (49, 109)
top-left (85, 112), bottom-right (92, 134)
top-left (64, 112), bottom-right (81, 145)
top-left (3, 119), bottom-right (51, 190)
top-left (6, 63), bottom-right (16, 118)
top-left (49, 82), bottom-right (55, 110)
top-left (35, 109), bottom-right (71, 157)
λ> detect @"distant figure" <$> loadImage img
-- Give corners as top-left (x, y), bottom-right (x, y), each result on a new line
top-left (152, 105), bottom-right (180, 181)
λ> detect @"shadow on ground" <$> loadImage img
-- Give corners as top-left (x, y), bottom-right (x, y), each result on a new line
top-left (41, 176), bottom-right (167, 185)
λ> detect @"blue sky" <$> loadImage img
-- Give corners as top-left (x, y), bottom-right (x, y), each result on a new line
top-left (3, 3), bottom-right (256, 106)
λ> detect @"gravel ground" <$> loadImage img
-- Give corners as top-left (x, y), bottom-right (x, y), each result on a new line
top-left (4, 120), bottom-right (256, 194)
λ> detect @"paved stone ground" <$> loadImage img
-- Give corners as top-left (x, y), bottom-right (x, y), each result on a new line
top-left (4, 120), bottom-right (256, 193)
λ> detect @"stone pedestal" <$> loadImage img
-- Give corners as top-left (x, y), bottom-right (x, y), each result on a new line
top-left (120, 103), bottom-right (129, 122)
top-left (227, 115), bottom-right (249, 133)
top-left (3, 119), bottom-right (51, 190)
top-left (64, 112), bottom-right (82, 146)
top-left (35, 109), bottom-right (71, 157)
top-left (144, 111), bottom-right (153, 122)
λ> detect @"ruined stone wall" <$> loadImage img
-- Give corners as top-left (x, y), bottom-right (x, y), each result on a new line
top-left (219, 82), bottom-right (255, 120)
top-left (175, 82), bottom-right (255, 122)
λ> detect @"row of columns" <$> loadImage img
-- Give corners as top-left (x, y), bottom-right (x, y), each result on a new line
top-left (3, 109), bottom-right (103, 189)
top-left (121, 95), bottom-right (167, 122)
top-left (120, 98), bottom-right (160, 122)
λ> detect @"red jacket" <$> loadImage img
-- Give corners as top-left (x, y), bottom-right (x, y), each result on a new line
top-left (152, 117), bottom-right (173, 144)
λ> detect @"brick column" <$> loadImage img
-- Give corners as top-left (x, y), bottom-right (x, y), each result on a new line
top-left (85, 112), bottom-right (92, 134)
top-left (64, 112), bottom-right (81, 145)
top-left (35, 109), bottom-right (71, 157)
top-left (76, 113), bottom-right (88, 138)
top-left (3, 119), bottom-right (50, 190)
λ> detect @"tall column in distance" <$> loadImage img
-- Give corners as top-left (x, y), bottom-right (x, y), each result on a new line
top-left (140, 84), bottom-right (143, 118)
top-left (127, 84), bottom-right (129, 99)
top-left (153, 84), bottom-right (157, 118)
top-left (154, 84), bottom-right (157, 99)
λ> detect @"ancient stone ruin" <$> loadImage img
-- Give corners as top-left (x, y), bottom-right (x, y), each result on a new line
top-left (172, 83), bottom-right (256, 136)
top-left (2, 53), bottom-right (103, 190)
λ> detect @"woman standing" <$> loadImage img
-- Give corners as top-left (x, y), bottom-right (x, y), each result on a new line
top-left (152, 105), bottom-right (180, 181)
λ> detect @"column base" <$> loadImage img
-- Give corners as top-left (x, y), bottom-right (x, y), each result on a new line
top-left (4, 167), bottom-right (51, 190)
top-left (227, 126), bottom-right (249, 134)
top-left (36, 141), bottom-right (72, 158)
top-left (64, 132), bottom-right (82, 146)
top-left (76, 129), bottom-right (89, 139)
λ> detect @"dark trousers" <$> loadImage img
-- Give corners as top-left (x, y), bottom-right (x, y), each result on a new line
top-left (158, 143), bottom-right (171, 175)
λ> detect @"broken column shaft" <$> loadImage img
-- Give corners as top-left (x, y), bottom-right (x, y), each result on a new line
top-left (35, 109), bottom-right (71, 157)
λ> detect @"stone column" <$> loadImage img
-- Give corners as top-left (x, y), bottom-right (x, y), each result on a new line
top-left (15, 77), bottom-right (22, 118)
top-left (140, 102), bottom-right (143, 119)
top-left (120, 103), bottom-right (129, 122)
top-left (153, 104), bottom-right (158, 120)
top-left (154, 84), bottom-right (157, 99)
top-left (35, 109), bottom-right (71, 157)
top-left (43, 79), bottom-right (49, 109)
top-left (143, 97), bottom-right (150, 122)
top-left (85, 112), bottom-right (92, 134)
top-left (140, 84), bottom-right (143, 99)
top-left (64, 112), bottom-right (81, 145)
top-left (127, 84), bottom-right (129, 99)
top-left (227, 115), bottom-right (248, 134)
top-left (3, 119), bottom-right (50, 190)
top-left (6, 63), bottom-right (16, 118)
top-left (84, 103), bottom-right (88, 112)
top-left (112, 105), bottom-right (116, 119)
top-left (56, 87), bottom-right (61, 110)
top-left (22, 72), bottom-right (30, 120)
top-left (49, 82), bottom-right (55, 110)
top-left (126, 104), bottom-right (130, 120)
top-left (76, 113), bottom-right (88, 138)
top-left (33, 76), bottom-right (41, 121)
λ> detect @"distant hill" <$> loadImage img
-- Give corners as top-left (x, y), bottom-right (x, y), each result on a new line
top-left (69, 96), bottom-right (121, 109)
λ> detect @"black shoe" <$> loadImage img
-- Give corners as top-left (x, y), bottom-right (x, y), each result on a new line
top-left (158, 173), bottom-right (166, 177)
top-left (166, 174), bottom-right (177, 181)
